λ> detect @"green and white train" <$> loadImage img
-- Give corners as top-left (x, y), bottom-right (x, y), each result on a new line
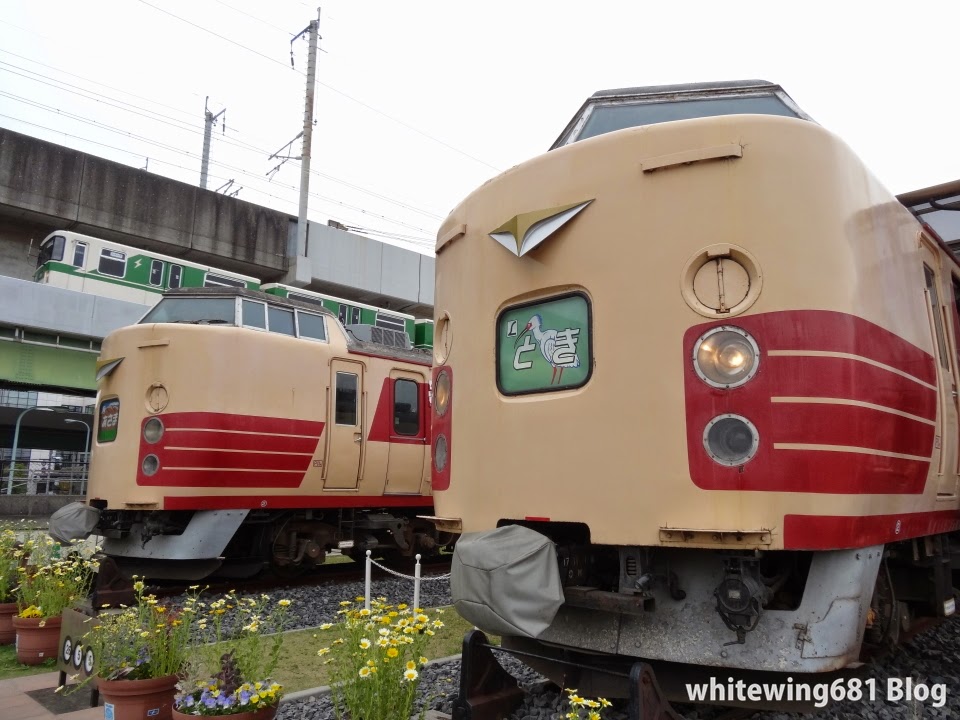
top-left (34, 230), bottom-right (434, 349)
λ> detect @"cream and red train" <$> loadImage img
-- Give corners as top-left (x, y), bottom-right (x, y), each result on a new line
top-left (52, 287), bottom-right (445, 580)
top-left (434, 81), bottom-right (960, 703)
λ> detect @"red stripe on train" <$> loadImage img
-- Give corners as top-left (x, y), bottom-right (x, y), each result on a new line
top-left (163, 429), bottom-right (320, 454)
top-left (150, 470), bottom-right (306, 488)
top-left (770, 404), bottom-right (934, 459)
top-left (758, 310), bottom-right (936, 385)
top-left (159, 412), bottom-right (325, 436)
top-left (163, 494), bottom-right (431, 510)
top-left (771, 355), bottom-right (936, 421)
top-left (783, 510), bottom-right (960, 549)
top-left (138, 412), bottom-right (323, 488)
top-left (684, 310), bottom-right (936, 494)
top-left (156, 449), bottom-right (313, 472)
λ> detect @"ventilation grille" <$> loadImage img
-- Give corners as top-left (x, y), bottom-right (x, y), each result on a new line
top-left (346, 324), bottom-right (411, 350)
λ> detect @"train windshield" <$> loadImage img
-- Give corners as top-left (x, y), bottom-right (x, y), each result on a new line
top-left (578, 96), bottom-right (800, 143)
top-left (37, 235), bottom-right (65, 267)
top-left (140, 297), bottom-right (236, 325)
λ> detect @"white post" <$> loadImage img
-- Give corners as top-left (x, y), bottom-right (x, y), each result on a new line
top-left (364, 550), bottom-right (372, 612)
top-left (413, 554), bottom-right (421, 611)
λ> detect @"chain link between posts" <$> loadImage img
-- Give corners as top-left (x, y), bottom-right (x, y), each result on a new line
top-left (363, 551), bottom-right (451, 612)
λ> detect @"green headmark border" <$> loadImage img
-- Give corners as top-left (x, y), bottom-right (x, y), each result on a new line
top-left (495, 290), bottom-right (593, 397)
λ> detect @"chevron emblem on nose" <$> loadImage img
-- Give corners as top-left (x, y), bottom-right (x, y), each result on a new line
top-left (489, 200), bottom-right (593, 257)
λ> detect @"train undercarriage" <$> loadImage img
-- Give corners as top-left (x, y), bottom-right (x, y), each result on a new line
top-left (89, 505), bottom-right (453, 582)
top-left (450, 522), bottom-right (960, 716)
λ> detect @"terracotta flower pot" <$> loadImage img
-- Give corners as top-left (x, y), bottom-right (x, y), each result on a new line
top-left (0, 602), bottom-right (16, 645)
top-left (172, 706), bottom-right (278, 720)
top-left (99, 674), bottom-right (179, 720)
top-left (12, 614), bottom-right (61, 664)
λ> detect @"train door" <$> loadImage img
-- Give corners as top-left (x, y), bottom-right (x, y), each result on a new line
top-left (323, 359), bottom-right (365, 489)
top-left (384, 371), bottom-right (427, 494)
top-left (920, 238), bottom-right (959, 497)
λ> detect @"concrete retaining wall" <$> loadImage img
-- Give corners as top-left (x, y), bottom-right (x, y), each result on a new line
top-left (0, 494), bottom-right (83, 517)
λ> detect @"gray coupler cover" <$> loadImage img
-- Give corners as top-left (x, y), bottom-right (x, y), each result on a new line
top-left (48, 501), bottom-right (100, 544)
top-left (451, 524), bottom-right (564, 638)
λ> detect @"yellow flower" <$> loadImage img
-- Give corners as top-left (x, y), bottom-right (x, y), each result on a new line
top-left (359, 638), bottom-right (371, 650)
top-left (317, 648), bottom-right (330, 656)
top-left (250, 695), bottom-right (259, 704)
top-left (406, 661), bottom-right (417, 670)
top-left (355, 596), bottom-right (365, 602)
top-left (418, 656), bottom-right (428, 665)
top-left (320, 623), bottom-right (333, 630)
top-left (387, 647), bottom-right (399, 658)
top-left (432, 620), bottom-right (444, 628)
top-left (358, 667), bottom-right (371, 678)
top-left (397, 603), bottom-right (408, 610)
top-left (588, 712), bottom-right (601, 720)
top-left (278, 599), bottom-right (291, 607)
top-left (404, 668), bottom-right (418, 682)
top-left (416, 614), bottom-right (428, 623)
top-left (359, 609), bottom-right (371, 617)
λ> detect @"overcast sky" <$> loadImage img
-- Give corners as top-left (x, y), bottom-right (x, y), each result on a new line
top-left (3, 1), bottom-right (958, 257)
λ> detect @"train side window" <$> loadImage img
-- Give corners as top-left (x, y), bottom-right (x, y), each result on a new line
top-left (205, 273), bottom-right (246, 288)
top-left (169, 265), bottom-right (182, 288)
top-left (241, 299), bottom-right (267, 330)
top-left (393, 379), bottom-right (420, 436)
top-left (297, 312), bottom-right (327, 341)
top-left (267, 306), bottom-right (295, 336)
top-left (377, 313), bottom-right (406, 332)
top-left (338, 305), bottom-right (348, 325)
top-left (98, 249), bottom-right (126, 278)
top-left (351, 307), bottom-right (361, 325)
top-left (335, 372), bottom-right (358, 425)
top-left (924, 265), bottom-right (949, 369)
top-left (72, 242), bottom-right (87, 268)
top-left (149, 260), bottom-right (163, 287)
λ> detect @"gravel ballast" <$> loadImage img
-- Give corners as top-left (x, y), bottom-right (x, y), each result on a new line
top-left (221, 575), bottom-right (960, 719)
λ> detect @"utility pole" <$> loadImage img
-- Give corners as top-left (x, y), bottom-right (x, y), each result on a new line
top-left (286, 8), bottom-right (321, 286)
top-left (200, 96), bottom-right (226, 189)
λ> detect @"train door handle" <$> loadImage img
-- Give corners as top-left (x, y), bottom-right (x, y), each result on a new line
top-left (354, 433), bottom-right (362, 443)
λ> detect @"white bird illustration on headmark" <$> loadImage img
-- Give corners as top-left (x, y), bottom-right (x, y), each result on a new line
top-left (514, 314), bottom-right (581, 384)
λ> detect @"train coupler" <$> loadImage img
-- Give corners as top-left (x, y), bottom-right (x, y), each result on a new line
top-left (450, 630), bottom-right (525, 720)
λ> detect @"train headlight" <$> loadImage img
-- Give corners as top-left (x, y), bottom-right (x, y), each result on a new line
top-left (142, 454), bottom-right (160, 477)
top-left (434, 434), bottom-right (448, 473)
top-left (693, 326), bottom-right (760, 388)
top-left (434, 370), bottom-right (451, 417)
top-left (143, 417), bottom-right (164, 444)
top-left (703, 415), bottom-right (759, 466)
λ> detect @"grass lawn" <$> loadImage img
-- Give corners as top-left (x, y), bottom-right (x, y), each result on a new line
top-left (0, 607), bottom-right (496, 688)
top-left (270, 607), bottom-right (494, 693)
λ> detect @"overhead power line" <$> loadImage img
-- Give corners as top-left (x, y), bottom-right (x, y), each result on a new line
top-left (0, 65), bottom-right (445, 221)
top-left (0, 108), bottom-right (437, 244)
top-left (135, 0), bottom-right (502, 172)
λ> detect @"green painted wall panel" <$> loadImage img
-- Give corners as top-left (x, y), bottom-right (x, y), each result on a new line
top-left (0, 343), bottom-right (97, 391)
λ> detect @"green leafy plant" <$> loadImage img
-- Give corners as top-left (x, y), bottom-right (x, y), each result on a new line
top-left (173, 591), bottom-right (293, 716)
top-left (77, 579), bottom-right (200, 682)
top-left (562, 687), bottom-right (614, 719)
top-left (0, 527), bottom-right (22, 603)
top-left (14, 535), bottom-right (97, 619)
top-left (318, 597), bottom-right (441, 720)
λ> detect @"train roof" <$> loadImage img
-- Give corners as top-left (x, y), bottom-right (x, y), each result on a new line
top-left (158, 286), bottom-right (336, 316)
top-left (151, 287), bottom-right (431, 363)
top-left (898, 178), bottom-right (960, 253)
top-left (550, 79), bottom-right (812, 150)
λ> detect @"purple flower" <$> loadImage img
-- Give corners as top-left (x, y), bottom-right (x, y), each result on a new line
top-left (203, 696), bottom-right (217, 709)
top-left (239, 690), bottom-right (251, 705)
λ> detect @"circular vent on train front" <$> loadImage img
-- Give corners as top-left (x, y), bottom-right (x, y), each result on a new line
top-left (681, 244), bottom-right (762, 318)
